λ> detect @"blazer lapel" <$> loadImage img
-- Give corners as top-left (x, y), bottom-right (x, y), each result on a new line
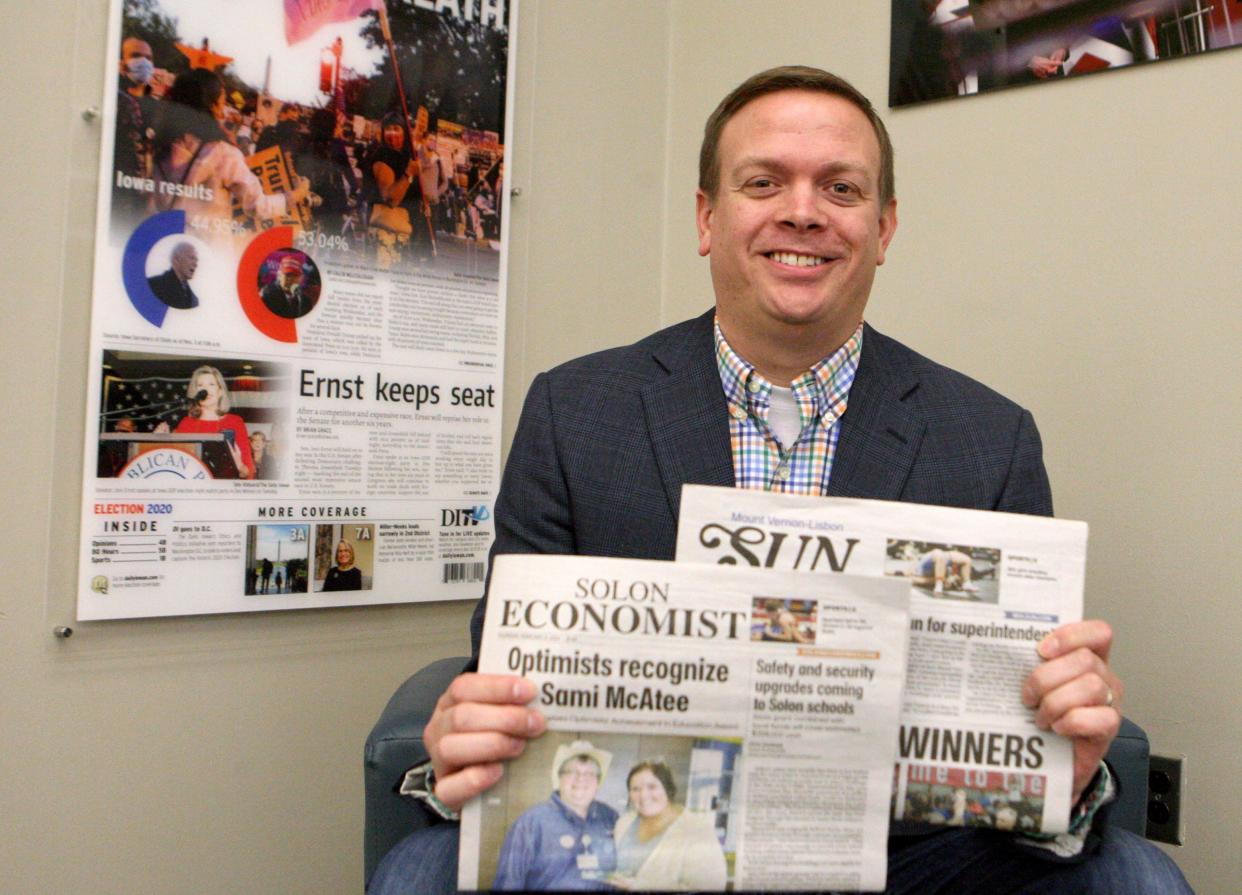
top-left (640, 312), bottom-right (734, 522)
top-left (827, 325), bottom-right (926, 501)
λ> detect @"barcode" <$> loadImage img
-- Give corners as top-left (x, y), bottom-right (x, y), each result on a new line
top-left (443, 561), bottom-right (486, 583)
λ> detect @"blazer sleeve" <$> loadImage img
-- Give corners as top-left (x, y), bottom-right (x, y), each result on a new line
top-left (994, 409), bottom-right (1053, 518)
top-left (469, 373), bottom-right (577, 661)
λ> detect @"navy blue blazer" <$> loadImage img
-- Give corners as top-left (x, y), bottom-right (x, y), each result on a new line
top-left (470, 309), bottom-right (1051, 656)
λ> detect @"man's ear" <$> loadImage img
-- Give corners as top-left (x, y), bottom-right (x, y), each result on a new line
top-left (876, 198), bottom-right (897, 267)
top-left (695, 189), bottom-right (712, 257)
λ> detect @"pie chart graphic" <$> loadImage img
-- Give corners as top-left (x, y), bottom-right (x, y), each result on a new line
top-left (121, 210), bottom-right (185, 327)
top-left (237, 226), bottom-right (300, 343)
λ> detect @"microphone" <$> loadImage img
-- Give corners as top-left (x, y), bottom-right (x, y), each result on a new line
top-left (190, 389), bottom-right (208, 403)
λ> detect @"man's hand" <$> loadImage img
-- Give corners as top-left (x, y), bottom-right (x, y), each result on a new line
top-left (424, 673), bottom-right (546, 811)
top-left (1022, 620), bottom-right (1122, 802)
top-left (1028, 47), bottom-right (1068, 79)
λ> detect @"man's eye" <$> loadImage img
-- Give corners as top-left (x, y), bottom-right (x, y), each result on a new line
top-left (743, 178), bottom-right (777, 192)
top-left (828, 182), bottom-right (859, 196)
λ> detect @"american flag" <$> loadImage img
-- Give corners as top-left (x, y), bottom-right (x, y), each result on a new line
top-left (100, 373), bottom-right (277, 433)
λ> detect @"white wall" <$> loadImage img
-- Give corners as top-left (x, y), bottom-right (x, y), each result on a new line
top-left (2, 1), bottom-right (1237, 892)
top-left (0, 1), bottom-right (669, 893)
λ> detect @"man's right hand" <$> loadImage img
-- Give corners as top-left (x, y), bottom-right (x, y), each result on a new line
top-left (424, 673), bottom-right (546, 811)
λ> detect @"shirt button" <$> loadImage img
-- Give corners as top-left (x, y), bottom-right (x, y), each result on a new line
top-left (747, 379), bottom-right (761, 394)
top-left (731, 407), bottom-right (747, 420)
top-left (774, 465), bottom-right (789, 481)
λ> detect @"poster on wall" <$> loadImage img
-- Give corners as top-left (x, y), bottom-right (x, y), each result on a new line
top-left (78, 0), bottom-right (516, 620)
top-left (890, 0), bottom-right (1242, 106)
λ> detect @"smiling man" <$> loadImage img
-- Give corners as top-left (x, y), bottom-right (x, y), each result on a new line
top-left (698, 87), bottom-right (896, 388)
top-left (368, 67), bottom-right (1192, 895)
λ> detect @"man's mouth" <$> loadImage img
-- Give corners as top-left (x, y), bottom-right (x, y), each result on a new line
top-left (766, 251), bottom-right (828, 268)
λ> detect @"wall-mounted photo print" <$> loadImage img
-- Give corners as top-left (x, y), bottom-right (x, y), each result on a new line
top-left (891, 0), bottom-right (1242, 106)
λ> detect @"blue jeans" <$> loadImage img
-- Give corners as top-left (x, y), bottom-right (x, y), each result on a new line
top-left (367, 823), bottom-right (1193, 894)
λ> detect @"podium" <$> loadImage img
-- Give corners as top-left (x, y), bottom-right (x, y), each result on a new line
top-left (97, 432), bottom-right (241, 479)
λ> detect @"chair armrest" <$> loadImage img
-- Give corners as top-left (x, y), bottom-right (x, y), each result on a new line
top-left (1103, 716), bottom-right (1150, 836)
top-left (364, 656), bottom-right (468, 888)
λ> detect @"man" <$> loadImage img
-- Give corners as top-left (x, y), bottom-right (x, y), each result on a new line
top-left (260, 255), bottom-right (311, 318)
top-left (147, 242), bottom-right (199, 310)
top-left (114, 36), bottom-right (157, 218)
top-left (491, 741), bottom-right (618, 891)
top-left (255, 102), bottom-right (303, 155)
top-left (369, 67), bottom-right (1191, 894)
top-left (97, 416), bottom-right (138, 477)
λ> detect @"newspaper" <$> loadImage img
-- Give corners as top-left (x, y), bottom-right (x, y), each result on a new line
top-left (677, 485), bottom-right (1088, 835)
top-left (77, 0), bottom-right (516, 619)
top-left (459, 554), bottom-right (911, 892)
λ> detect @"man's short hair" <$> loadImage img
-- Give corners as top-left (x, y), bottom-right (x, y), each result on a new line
top-left (698, 65), bottom-right (895, 207)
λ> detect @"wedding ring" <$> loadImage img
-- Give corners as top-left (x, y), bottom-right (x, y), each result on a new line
top-left (1104, 687), bottom-right (1114, 708)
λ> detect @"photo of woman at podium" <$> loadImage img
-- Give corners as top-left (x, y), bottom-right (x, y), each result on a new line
top-left (155, 365), bottom-right (255, 478)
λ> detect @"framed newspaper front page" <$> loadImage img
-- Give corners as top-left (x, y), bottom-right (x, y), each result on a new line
top-left (78, 0), bottom-right (517, 619)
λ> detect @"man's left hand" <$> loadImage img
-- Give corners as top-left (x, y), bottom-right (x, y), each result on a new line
top-left (1022, 620), bottom-right (1123, 803)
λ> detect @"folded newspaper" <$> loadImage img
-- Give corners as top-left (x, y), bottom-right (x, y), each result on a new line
top-left (676, 485), bottom-right (1088, 838)
top-left (459, 554), bottom-right (910, 892)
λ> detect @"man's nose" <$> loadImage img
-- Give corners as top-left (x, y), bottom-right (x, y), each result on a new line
top-left (778, 182), bottom-right (825, 231)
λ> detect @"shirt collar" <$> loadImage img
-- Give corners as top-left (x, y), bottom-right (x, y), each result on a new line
top-left (714, 317), bottom-right (864, 429)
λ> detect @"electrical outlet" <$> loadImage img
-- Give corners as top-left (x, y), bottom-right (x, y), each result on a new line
top-left (1146, 754), bottom-right (1184, 845)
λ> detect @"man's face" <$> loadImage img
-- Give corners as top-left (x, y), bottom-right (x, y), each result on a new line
top-left (278, 266), bottom-right (302, 289)
top-left (557, 758), bottom-right (600, 816)
top-left (171, 246), bottom-right (198, 281)
top-left (120, 38), bottom-right (152, 76)
top-left (696, 90), bottom-right (897, 362)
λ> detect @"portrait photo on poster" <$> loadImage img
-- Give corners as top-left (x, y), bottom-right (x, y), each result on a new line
top-left (313, 522), bottom-right (375, 592)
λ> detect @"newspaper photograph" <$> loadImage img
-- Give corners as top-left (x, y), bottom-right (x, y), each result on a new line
top-left (77, 0), bottom-right (516, 618)
top-left (459, 554), bottom-right (911, 892)
top-left (676, 485), bottom-right (1088, 835)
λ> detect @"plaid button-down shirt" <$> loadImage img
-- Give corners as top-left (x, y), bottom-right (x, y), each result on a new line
top-left (715, 318), bottom-right (863, 494)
